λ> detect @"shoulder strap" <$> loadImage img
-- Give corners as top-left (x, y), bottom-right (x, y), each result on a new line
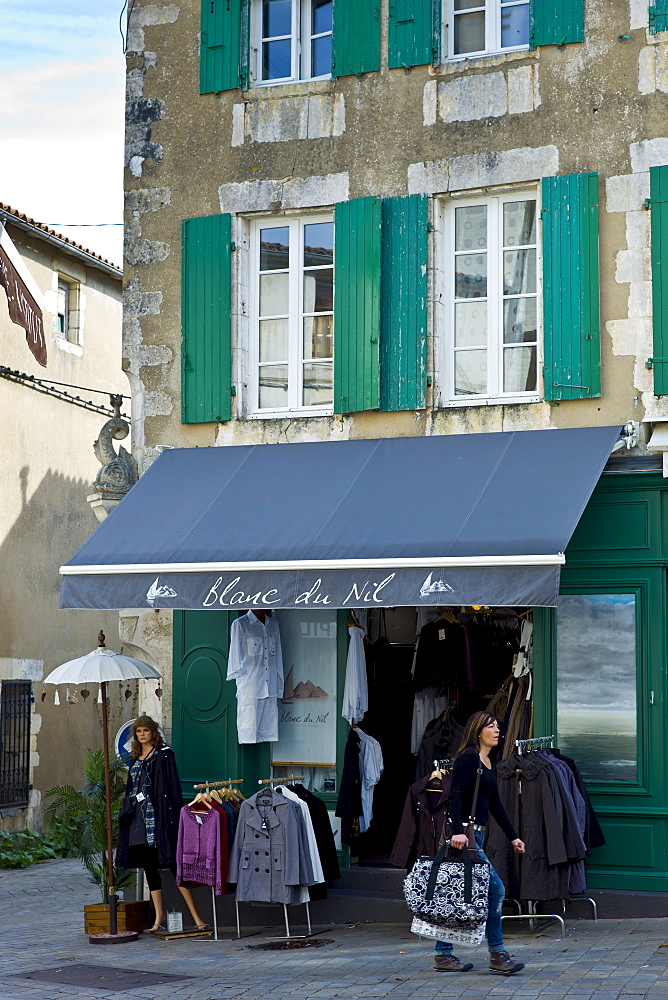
top-left (468, 766), bottom-right (483, 824)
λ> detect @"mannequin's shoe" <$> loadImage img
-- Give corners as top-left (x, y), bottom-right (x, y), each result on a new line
top-left (489, 951), bottom-right (525, 975)
top-left (433, 955), bottom-right (473, 972)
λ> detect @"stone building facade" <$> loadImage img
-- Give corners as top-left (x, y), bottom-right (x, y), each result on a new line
top-left (115, 1), bottom-right (668, 894)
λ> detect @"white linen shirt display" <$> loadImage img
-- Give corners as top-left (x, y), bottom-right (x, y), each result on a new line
top-left (227, 611), bottom-right (284, 744)
top-left (227, 611), bottom-right (284, 699)
top-left (341, 625), bottom-right (368, 725)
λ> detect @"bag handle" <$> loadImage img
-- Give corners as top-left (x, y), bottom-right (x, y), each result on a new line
top-left (426, 843), bottom-right (476, 904)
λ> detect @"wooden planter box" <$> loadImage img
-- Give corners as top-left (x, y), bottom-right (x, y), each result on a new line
top-left (84, 900), bottom-right (151, 934)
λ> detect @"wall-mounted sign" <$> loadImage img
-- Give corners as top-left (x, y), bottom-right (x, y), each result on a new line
top-left (0, 227), bottom-right (46, 366)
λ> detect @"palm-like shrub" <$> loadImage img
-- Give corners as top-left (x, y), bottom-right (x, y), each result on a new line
top-left (44, 748), bottom-right (135, 902)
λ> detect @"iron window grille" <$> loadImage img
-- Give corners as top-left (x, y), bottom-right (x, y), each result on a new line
top-left (0, 681), bottom-right (32, 808)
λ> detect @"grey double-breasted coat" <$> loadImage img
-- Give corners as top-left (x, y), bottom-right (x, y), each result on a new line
top-left (228, 789), bottom-right (312, 903)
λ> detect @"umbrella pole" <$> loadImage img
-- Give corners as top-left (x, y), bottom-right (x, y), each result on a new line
top-left (100, 680), bottom-right (117, 936)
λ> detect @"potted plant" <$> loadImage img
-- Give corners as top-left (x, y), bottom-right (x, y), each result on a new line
top-left (44, 748), bottom-right (150, 933)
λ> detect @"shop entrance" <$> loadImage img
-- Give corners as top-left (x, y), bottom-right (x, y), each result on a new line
top-left (348, 606), bottom-right (532, 867)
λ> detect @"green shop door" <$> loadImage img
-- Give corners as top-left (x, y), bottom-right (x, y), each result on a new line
top-left (172, 610), bottom-right (269, 798)
top-left (535, 473), bottom-right (668, 892)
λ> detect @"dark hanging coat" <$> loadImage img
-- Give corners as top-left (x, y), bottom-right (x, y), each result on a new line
top-left (416, 713), bottom-right (464, 780)
top-left (390, 774), bottom-right (451, 869)
top-left (335, 729), bottom-right (363, 844)
top-left (485, 753), bottom-right (569, 901)
top-left (116, 746), bottom-right (183, 868)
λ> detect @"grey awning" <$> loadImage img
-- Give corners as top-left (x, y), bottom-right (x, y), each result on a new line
top-left (60, 426), bottom-right (620, 611)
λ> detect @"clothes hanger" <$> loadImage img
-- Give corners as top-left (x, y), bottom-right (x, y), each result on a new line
top-left (434, 608), bottom-right (457, 623)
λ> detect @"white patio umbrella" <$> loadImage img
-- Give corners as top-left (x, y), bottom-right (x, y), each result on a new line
top-left (44, 631), bottom-right (161, 944)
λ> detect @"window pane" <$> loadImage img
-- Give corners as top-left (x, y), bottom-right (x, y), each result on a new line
top-left (304, 269), bottom-right (333, 312)
top-left (312, 0), bottom-right (333, 35)
top-left (501, 2), bottom-right (529, 47)
top-left (454, 0), bottom-right (483, 10)
top-left (260, 273), bottom-right (289, 316)
top-left (263, 0), bottom-right (292, 37)
top-left (503, 345), bottom-right (536, 392)
top-left (557, 595), bottom-right (637, 783)
top-left (503, 200), bottom-right (536, 246)
top-left (263, 38), bottom-right (291, 79)
top-left (304, 315), bottom-right (333, 360)
top-left (455, 300), bottom-right (487, 347)
top-left (455, 350), bottom-right (487, 395)
top-left (503, 248), bottom-right (536, 295)
top-left (312, 34), bottom-right (332, 77)
top-left (303, 361), bottom-right (333, 406)
top-left (259, 319), bottom-right (289, 363)
top-left (260, 227), bottom-right (289, 270)
top-left (304, 222), bottom-right (333, 266)
top-left (503, 297), bottom-right (537, 344)
top-left (259, 364), bottom-right (289, 408)
top-left (454, 11), bottom-right (485, 53)
top-left (455, 253), bottom-right (487, 298)
top-left (455, 205), bottom-right (487, 251)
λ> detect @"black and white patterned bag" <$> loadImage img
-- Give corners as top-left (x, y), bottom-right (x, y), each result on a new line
top-left (403, 846), bottom-right (490, 940)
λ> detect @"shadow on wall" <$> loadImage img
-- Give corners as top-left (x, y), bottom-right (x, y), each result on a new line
top-left (0, 465), bottom-right (129, 814)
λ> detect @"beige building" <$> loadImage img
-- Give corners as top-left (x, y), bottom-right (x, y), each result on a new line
top-left (0, 204), bottom-right (130, 831)
top-left (68, 0), bottom-right (668, 900)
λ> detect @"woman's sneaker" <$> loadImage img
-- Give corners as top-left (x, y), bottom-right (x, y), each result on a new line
top-left (433, 955), bottom-right (473, 972)
top-left (489, 951), bottom-right (525, 975)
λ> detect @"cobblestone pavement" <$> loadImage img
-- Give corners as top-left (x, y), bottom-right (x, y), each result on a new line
top-left (1, 859), bottom-right (667, 1000)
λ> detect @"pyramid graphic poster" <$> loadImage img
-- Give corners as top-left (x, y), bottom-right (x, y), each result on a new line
top-left (273, 610), bottom-right (337, 767)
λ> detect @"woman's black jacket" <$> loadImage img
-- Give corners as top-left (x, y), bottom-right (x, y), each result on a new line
top-left (115, 746), bottom-right (183, 868)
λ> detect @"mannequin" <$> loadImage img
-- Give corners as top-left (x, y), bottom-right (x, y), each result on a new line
top-left (116, 715), bottom-right (208, 932)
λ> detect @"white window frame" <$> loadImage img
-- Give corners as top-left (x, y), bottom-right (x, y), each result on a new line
top-left (250, 0), bottom-right (333, 86)
top-left (248, 213), bottom-right (334, 418)
top-left (56, 278), bottom-right (70, 338)
top-left (443, 0), bottom-right (530, 61)
top-left (441, 189), bottom-right (542, 407)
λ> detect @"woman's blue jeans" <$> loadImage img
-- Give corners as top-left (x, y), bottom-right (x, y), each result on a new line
top-left (433, 831), bottom-right (505, 955)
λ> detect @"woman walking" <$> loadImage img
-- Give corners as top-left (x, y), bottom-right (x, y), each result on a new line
top-left (433, 711), bottom-right (526, 975)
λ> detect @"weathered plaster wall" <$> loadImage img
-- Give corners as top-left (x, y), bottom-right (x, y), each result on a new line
top-left (0, 227), bottom-right (127, 830)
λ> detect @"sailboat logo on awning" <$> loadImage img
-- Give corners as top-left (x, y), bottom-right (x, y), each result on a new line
top-left (146, 577), bottom-right (178, 606)
top-left (419, 573), bottom-right (454, 600)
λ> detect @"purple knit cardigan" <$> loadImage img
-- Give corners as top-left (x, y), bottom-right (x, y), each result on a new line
top-left (176, 805), bottom-right (222, 895)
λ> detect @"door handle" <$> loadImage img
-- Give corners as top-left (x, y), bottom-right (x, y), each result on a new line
top-left (650, 691), bottom-right (655, 705)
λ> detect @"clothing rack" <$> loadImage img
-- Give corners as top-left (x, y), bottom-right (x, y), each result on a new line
top-left (248, 775), bottom-right (319, 939)
top-left (515, 735), bottom-right (554, 756)
top-left (501, 735), bottom-right (597, 937)
top-left (186, 776), bottom-right (259, 942)
top-left (193, 778), bottom-right (244, 790)
top-left (257, 775), bottom-right (304, 784)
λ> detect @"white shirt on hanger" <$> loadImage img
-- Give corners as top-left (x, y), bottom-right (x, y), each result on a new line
top-left (227, 610), bottom-right (284, 699)
top-left (356, 727), bottom-right (384, 833)
top-left (342, 625), bottom-right (368, 725)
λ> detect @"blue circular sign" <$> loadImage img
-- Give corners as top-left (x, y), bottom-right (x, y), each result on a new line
top-left (115, 719), bottom-right (136, 764)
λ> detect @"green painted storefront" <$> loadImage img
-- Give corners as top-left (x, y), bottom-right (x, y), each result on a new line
top-left (171, 470), bottom-right (668, 894)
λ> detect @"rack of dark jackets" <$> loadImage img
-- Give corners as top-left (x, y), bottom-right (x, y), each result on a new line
top-left (485, 747), bottom-right (605, 902)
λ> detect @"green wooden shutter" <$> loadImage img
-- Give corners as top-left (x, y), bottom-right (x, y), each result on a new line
top-left (332, 0), bottom-right (381, 76)
top-left (334, 198), bottom-right (382, 413)
top-left (388, 0), bottom-right (436, 69)
top-left (650, 166), bottom-right (668, 395)
top-left (380, 195), bottom-right (428, 410)
top-left (650, 1), bottom-right (668, 34)
top-left (182, 214), bottom-right (233, 423)
top-left (530, 0), bottom-right (584, 48)
top-left (542, 173), bottom-right (600, 401)
top-left (200, 0), bottom-right (244, 93)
